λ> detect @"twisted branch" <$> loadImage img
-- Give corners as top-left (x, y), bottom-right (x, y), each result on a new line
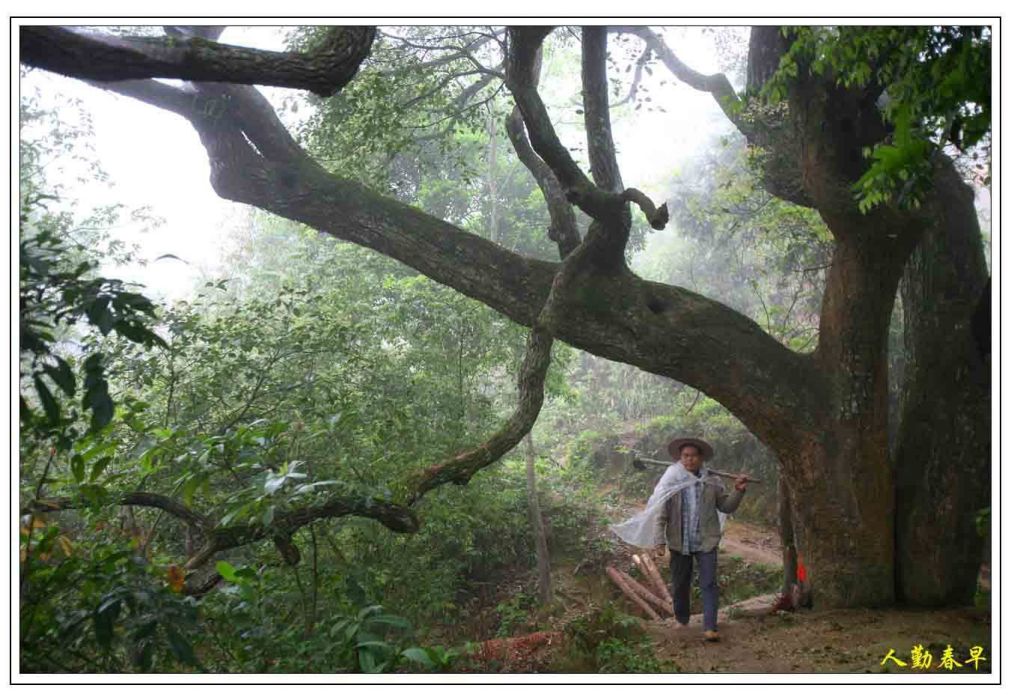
top-left (623, 188), bottom-right (670, 229)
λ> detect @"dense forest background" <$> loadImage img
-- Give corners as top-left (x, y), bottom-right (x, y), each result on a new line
top-left (19, 24), bottom-right (992, 674)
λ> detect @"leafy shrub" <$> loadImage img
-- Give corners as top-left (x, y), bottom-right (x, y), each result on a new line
top-left (596, 637), bottom-right (672, 674)
top-left (554, 602), bottom-right (673, 673)
top-left (20, 529), bottom-right (201, 673)
top-left (494, 591), bottom-right (537, 637)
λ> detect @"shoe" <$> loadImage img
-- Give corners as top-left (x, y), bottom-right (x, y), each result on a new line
top-left (675, 618), bottom-right (689, 627)
top-left (703, 630), bottom-right (720, 642)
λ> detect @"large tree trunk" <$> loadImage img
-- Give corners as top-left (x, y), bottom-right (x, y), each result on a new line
top-left (893, 160), bottom-right (990, 605)
top-left (766, 201), bottom-right (912, 608)
top-left (783, 434), bottom-right (895, 607)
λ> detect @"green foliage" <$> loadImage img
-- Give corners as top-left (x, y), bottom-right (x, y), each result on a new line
top-left (19, 27), bottom-right (865, 673)
top-left (290, 26), bottom-right (503, 195)
top-left (19, 93), bottom-right (165, 447)
top-left (20, 199), bottom-right (581, 671)
top-left (765, 26), bottom-right (991, 211)
top-left (716, 557), bottom-right (782, 608)
top-left (328, 604), bottom-right (413, 673)
top-left (975, 506), bottom-right (990, 537)
top-left (20, 227), bottom-right (165, 442)
top-left (594, 637), bottom-right (670, 674)
top-left (20, 522), bottom-right (201, 672)
top-left (205, 563), bottom-right (428, 673)
top-left (494, 591), bottom-right (537, 637)
top-left (657, 134), bottom-right (828, 353)
top-left (556, 603), bottom-right (674, 673)
top-left (973, 587), bottom-right (990, 612)
top-left (401, 644), bottom-right (464, 672)
top-left (565, 430), bottom-right (611, 471)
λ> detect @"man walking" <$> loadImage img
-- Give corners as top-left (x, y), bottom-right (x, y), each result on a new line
top-left (656, 437), bottom-right (747, 642)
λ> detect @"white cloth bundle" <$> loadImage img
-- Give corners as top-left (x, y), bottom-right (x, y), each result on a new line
top-left (608, 460), bottom-right (728, 548)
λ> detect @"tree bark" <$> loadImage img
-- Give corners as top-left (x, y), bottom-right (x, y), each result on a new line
top-left (524, 432), bottom-right (553, 604)
top-left (893, 159), bottom-right (990, 605)
top-left (778, 475), bottom-right (798, 596)
top-left (21, 26), bottom-right (375, 96)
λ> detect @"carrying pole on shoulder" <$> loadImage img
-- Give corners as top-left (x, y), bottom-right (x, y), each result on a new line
top-left (631, 454), bottom-right (763, 484)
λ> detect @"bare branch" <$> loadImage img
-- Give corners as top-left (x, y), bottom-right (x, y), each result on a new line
top-left (379, 28), bottom-right (503, 53)
top-left (451, 70), bottom-right (500, 110)
top-left (505, 27), bottom-right (624, 222)
top-left (403, 82), bottom-right (507, 131)
top-left (505, 107), bottom-right (580, 258)
top-left (20, 25), bottom-right (375, 97)
top-left (620, 27), bottom-right (750, 136)
top-left (613, 46), bottom-right (651, 107)
top-left (399, 69), bottom-right (487, 110)
top-left (23, 492), bottom-right (213, 530)
top-left (622, 188), bottom-right (669, 230)
top-left (581, 27), bottom-right (623, 193)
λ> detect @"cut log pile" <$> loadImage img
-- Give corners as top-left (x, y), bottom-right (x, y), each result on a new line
top-left (606, 552), bottom-right (674, 620)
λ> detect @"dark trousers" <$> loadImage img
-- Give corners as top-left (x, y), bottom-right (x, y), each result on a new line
top-left (669, 548), bottom-right (719, 631)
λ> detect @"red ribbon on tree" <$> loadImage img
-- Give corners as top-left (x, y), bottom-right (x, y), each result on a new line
top-left (796, 554), bottom-right (808, 583)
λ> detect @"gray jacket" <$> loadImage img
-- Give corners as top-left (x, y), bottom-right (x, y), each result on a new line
top-left (657, 475), bottom-right (744, 553)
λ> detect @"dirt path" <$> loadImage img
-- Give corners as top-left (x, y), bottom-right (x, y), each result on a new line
top-left (451, 514), bottom-right (992, 675)
top-left (624, 520), bottom-right (991, 674)
top-left (718, 519), bottom-right (782, 567)
top-left (648, 606), bottom-right (992, 674)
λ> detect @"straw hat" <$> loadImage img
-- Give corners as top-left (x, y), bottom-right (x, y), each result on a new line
top-left (667, 436), bottom-right (715, 461)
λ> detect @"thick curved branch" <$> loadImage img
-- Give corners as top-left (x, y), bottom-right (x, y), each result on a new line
top-left (24, 486), bottom-right (418, 572)
top-left (500, 34), bottom-right (579, 259)
top-left (52, 52), bottom-right (821, 455)
top-left (183, 494), bottom-right (420, 570)
top-left (85, 79), bottom-right (557, 328)
top-left (20, 26), bottom-right (375, 97)
top-left (623, 188), bottom-right (669, 229)
top-left (404, 324), bottom-right (553, 502)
